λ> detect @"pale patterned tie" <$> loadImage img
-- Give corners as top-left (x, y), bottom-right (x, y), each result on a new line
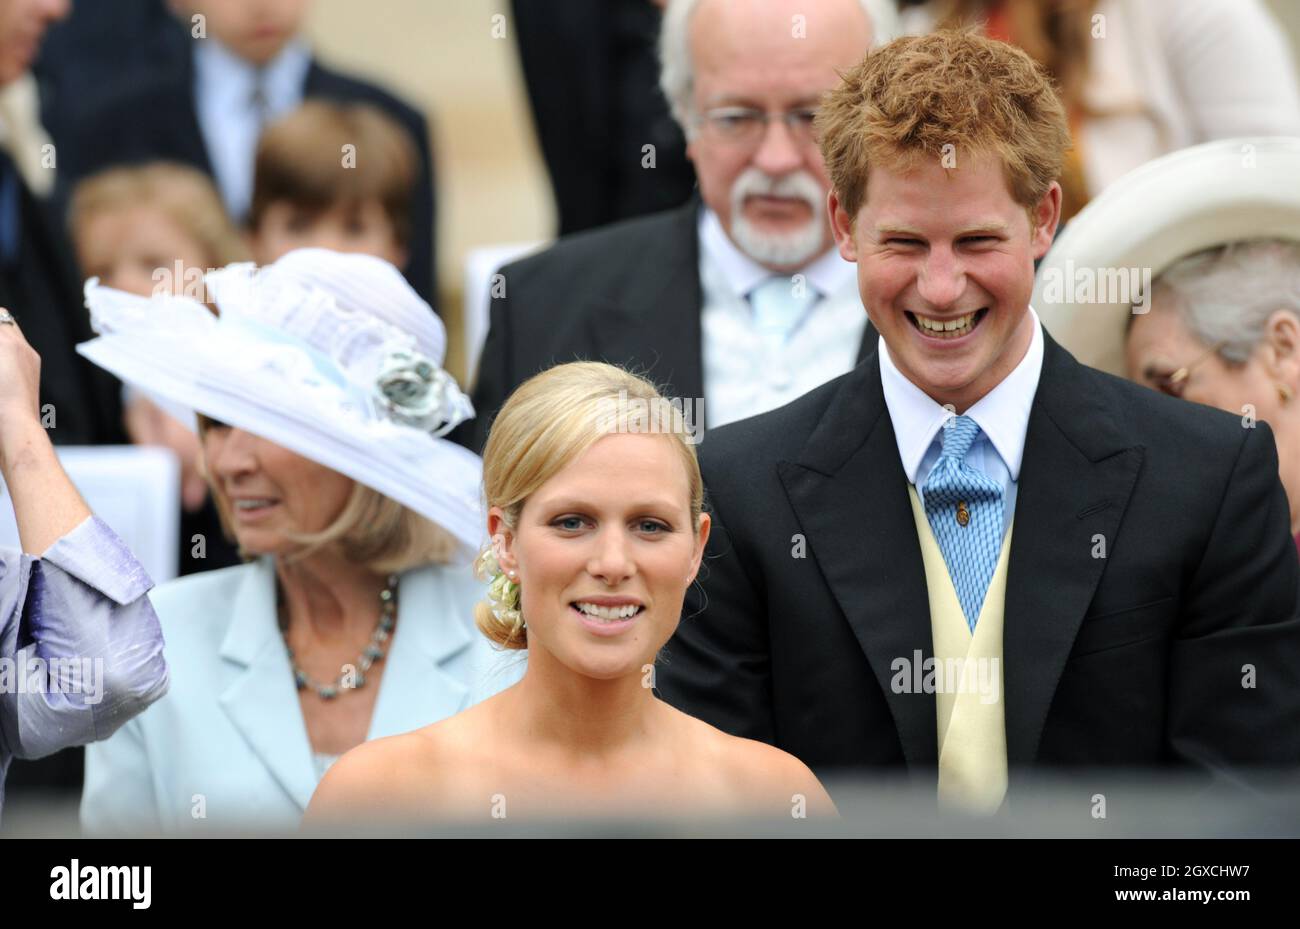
top-left (747, 275), bottom-right (818, 355)
top-left (250, 71), bottom-right (272, 130)
top-left (921, 415), bottom-right (1005, 632)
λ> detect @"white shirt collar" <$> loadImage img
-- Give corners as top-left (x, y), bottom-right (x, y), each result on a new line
top-left (879, 305), bottom-right (1045, 484)
top-left (698, 206), bottom-right (855, 299)
top-left (193, 35), bottom-right (312, 115)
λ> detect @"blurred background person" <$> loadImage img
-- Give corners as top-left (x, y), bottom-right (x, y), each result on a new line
top-left (1033, 137), bottom-right (1300, 553)
top-left (79, 249), bottom-right (521, 834)
top-left (509, 0), bottom-right (696, 236)
top-left (462, 0), bottom-right (898, 453)
top-left (306, 361), bottom-right (835, 824)
top-left (34, 0), bottom-right (184, 161)
top-left (0, 0), bottom-right (124, 446)
top-left (897, 0), bottom-right (1300, 222)
top-left (0, 305), bottom-right (168, 823)
top-left (68, 160), bottom-right (248, 577)
top-left (1130, 240), bottom-right (1300, 551)
top-left (58, 0), bottom-right (438, 305)
top-left (247, 100), bottom-right (414, 268)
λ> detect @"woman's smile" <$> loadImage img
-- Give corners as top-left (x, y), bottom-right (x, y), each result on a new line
top-left (569, 597), bottom-right (647, 636)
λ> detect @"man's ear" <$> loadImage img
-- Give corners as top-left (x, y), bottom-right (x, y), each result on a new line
top-left (1030, 181), bottom-right (1063, 259)
top-left (829, 189), bottom-right (858, 262)
top-left (689, 511), bottom-right (712, 584)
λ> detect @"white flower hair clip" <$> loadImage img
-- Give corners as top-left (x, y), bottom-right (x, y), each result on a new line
top-left (474, 532), bottom-right (523, 631)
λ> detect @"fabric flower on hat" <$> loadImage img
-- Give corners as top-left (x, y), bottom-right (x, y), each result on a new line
top-left (375, 350), bottom-right (473, 437)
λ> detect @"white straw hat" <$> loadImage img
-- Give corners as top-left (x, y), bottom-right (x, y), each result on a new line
top-left (1032, 137), bottom-right (1300, 376)
top-left (77, 248), bottom-right (484, 560)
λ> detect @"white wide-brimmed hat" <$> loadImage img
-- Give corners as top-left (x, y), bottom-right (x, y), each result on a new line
top-left (1032, 137), bottom-right (1300, 377)
top-left (76, 248), bottom-right (484, 559)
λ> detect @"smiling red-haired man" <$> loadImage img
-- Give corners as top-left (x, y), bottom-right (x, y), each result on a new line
top-left (656, 30), bottom-right (1300, 810)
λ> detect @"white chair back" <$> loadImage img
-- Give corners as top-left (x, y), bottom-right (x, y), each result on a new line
top-left (462, 241), bottom-right (545, 387)
top-left (0, 445), bottom-right (180, 583)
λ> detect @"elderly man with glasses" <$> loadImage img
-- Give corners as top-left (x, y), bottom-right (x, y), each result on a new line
top-left (460, 0), bottom-right (898, 452)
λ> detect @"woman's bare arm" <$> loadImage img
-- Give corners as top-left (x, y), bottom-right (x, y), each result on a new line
top-left (0, 315), bottom-right (92, 555)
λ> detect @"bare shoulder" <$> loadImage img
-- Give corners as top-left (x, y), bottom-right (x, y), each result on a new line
top-left (675, 710), bottom-right (839, 817)
top-left (303, 699), bottom-right (501, 828)
top-left (303, 730), bottom-right (438, 826)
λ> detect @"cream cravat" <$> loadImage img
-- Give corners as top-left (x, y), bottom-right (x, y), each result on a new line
top-left (0, 73), bottom-right (55, 197)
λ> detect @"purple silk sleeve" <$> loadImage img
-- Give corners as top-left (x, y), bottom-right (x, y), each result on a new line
top-left (0, 515), bottom-right (169, 817)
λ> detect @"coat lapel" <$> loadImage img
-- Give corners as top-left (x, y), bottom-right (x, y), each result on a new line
top-left (217, 558), bottom-right (318, 811)
top-left (303, 59), bottom-right (345, 98)
top-left (589, 199), bottom-right (877, 423)
top-left (217, 561), bottom-right (477, 812)
top-left (855, 318), bottom-right (878, 366)
top-left (367, 566), bottom-right (474, 739)
top-left (777, 331), bottom-right (1144, 773)
top-left (778, 355), bottom-right (939, 768)
top-left (588, 200), bottom-right (704, 405)
top-left (1002, 332), bottom-right (1144, 767)
top-left (177, 42), bottom-right (216, 175)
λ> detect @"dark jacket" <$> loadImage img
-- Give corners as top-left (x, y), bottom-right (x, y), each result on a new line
top-left (510, 0), bottom-right (696, 235)
top-left (59, 41), bottom-right (438, 306)
top-left (461, 198), bottom-right (876, 451)
top-left (655, 330), bottom-right (1300, 791)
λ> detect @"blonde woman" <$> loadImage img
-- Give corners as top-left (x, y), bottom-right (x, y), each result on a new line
top-left (77, 249), bottom-right (521, 834)
top-left (306, 362), bottom-right (836, 824)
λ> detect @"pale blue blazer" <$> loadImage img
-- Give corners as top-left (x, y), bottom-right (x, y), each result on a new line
top-left (81, 556), bottom-right (526, 835)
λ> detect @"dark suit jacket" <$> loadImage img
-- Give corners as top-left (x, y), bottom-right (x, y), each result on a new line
top-left (36, 0), bottom-right (184, 155)
top-left (510, 0), bottom-right (696, 235)
top-left (0, 155), bottom-right (123, 447)
top-left (654, 330), bottom-right (1300, 790)
top-left (461, 198), bottom-right (877, 452)
top-left (59, 42), bottom-right (438, 306)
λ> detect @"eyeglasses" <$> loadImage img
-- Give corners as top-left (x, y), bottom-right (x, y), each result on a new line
top-left (693, 106), bottom-right (820, 148)
top-left (1147, 340), bottom-right (1227, 399)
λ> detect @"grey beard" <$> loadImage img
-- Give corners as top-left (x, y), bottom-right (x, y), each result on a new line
top-left (729, 211), bottom-right (828, 268)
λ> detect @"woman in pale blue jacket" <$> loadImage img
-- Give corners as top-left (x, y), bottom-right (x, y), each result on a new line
top-left (78, 250), bottom-right (524, 834)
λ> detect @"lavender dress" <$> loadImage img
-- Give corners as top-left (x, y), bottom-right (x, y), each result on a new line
top-left (0, 515), bottom-right (168, 820)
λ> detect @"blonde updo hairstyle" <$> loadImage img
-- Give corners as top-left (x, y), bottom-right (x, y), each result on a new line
top-left (475, 362), bottom-right (705, 650)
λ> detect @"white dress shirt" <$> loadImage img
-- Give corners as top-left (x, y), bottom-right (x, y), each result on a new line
top-left (698, 207), bottom-right (867, 429)
top-left (193, 37), bottom-right (312, 220)
top-left (879, 306), bottom-right (1045, 534)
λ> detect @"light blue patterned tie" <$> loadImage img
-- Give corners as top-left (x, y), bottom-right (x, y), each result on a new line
top-left (748, 276), bottom-right (818, 354)
top-left (921, 415), bottom-right (1004, 632)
